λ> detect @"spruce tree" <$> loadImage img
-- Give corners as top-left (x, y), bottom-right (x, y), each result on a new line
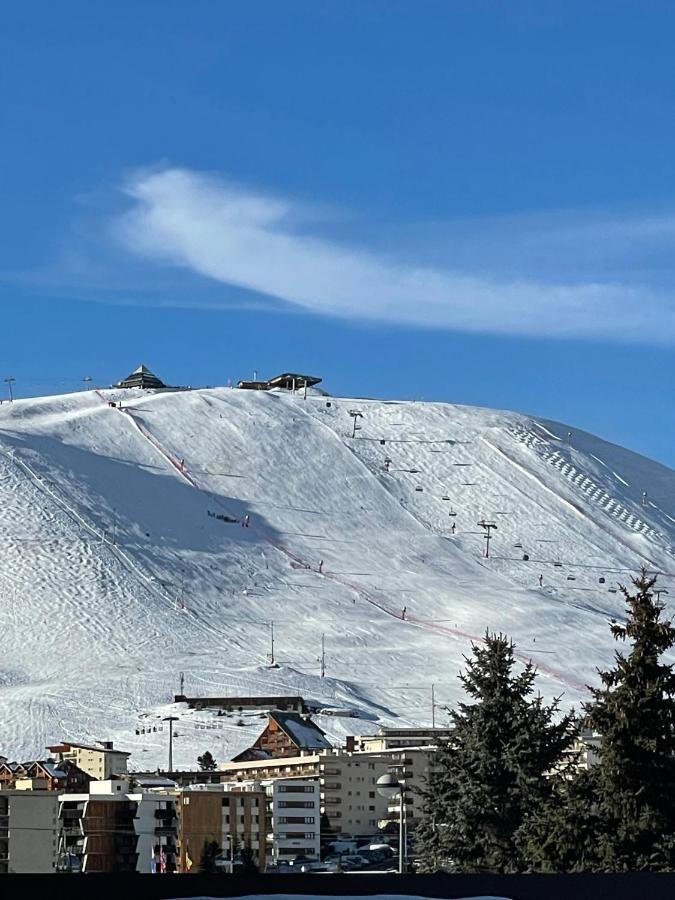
top-left (417, 631), bottom-right (576, 873)
top-left (197, 750), bottom-right (217, 771)
top-left (584, 568), bottom-right (675, 870)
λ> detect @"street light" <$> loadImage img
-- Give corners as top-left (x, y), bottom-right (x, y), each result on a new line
top-left (377, 772), bottom-right (406, 874)
top-left (163, 715), bottom-right (179, 771)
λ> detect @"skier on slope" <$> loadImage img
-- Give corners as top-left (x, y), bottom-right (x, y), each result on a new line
top-left (318, 559), bottom-right (324, 574)
top-left (401, 606), bottom-right (407, 620)
top-left (451, 522), bottom-right (456, 534)
top-left (538, 573), bottom-right (544, 587)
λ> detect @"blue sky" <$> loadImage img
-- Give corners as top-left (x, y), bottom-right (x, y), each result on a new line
top-left (1, 1), bottom-right (674, 464)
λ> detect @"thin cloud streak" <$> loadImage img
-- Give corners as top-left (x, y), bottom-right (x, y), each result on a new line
top-left (113, 167), bottom-right (675, 342)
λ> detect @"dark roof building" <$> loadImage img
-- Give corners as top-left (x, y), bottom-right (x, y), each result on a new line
top-left (114, 364), bottom-right (167, 390)
top-left (266, 373), bottom-right (322, 391)
top-left (231, 711), bottom-right (332, 761)
top-left (237, 372), bottom-right (322, 392)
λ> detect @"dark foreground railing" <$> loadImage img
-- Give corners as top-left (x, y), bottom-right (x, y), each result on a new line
top-left (8, 872), bottom-right (675, 900)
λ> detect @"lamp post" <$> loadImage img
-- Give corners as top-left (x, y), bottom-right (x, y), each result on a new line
top-left (4, 376), bottom-right (15, 402)
top-left (163, 715), bottom-right (179, 771)
top-left (377, 772), bottom-right (406, 874)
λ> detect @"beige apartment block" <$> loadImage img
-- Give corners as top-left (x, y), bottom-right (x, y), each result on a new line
top-left (221, 746), bottom-right (436, 839)
top-left (46, 741), bottom-right (130, 780)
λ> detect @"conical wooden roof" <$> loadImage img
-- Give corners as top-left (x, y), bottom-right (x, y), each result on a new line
top-left (115, 364), bottom-right (166, 390)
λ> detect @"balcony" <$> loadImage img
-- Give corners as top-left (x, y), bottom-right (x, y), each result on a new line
top-left (61, 807), bottom-right (82, 819)
top-left (322, 783), bottom-right (341, 791)
top-left (154, 807), bottom-right (176, 820)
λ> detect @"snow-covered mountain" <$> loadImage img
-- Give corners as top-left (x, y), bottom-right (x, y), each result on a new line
top-left (1, 385), bottom-right (673, 770)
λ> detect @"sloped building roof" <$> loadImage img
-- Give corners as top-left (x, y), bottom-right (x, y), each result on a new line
top-left (266, 373), bottom-right (322, 391)
top-left (114, 364), bottom-right (167, 390)
top-left (270, 711), bottom-right (332, 751)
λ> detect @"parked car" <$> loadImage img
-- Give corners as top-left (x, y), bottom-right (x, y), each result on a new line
top-left (340, 854), bottom-right (371, 870)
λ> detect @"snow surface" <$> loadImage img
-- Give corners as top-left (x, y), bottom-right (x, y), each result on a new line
top-left (0, 387), bottom-right (674, 770)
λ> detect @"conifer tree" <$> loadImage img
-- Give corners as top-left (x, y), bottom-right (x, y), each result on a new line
top-left (584, 568), bottom-right (675, 870)
top-left (197, 750), bottom-right (217, 771)
top-left (416, 631), bottom-right (576, 873)
top-left (523, 569), bottom-right (675, 872)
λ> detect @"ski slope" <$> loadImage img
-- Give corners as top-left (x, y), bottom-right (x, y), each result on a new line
top-left (0, 385), bottom-right (673, 770)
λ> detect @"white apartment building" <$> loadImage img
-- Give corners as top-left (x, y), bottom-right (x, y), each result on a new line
top-left (219, 776), bottom-right (320, 866)
top-left (266, 777), bottom-right (320, 864)
top-left (0, 788), bottom-right (59, 873)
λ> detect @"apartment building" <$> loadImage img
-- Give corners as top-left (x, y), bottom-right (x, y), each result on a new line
top-left (219, 775), bottom-right (321, 866)
top-left (0, 759), bottom-right (91, 793)
top-left (220, 754), bottom-right (320, 783)
top-left (221, 746), bottom-right (436, 840)
top-left (266, 777), bottom-right (321, 864)
top-left (0, 789), bottom-right (59, 873)
top-left (57, 779), bottom-right (178, 873)
top-left (46, 741), bottom-right (130, 780)
top-left (174, 784), bottom-right (267, 872)
top-left (346, 727), bottom-right (453, 753)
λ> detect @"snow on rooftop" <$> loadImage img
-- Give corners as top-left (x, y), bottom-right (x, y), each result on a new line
top-left (271, 712), bottom-right (332, 750)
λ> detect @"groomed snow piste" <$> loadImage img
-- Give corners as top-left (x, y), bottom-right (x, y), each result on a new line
top-left (0, 386), bottom-right (673, 769)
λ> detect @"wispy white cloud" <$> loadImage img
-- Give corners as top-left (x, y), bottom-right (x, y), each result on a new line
top-left (111, 166), bottom-right (675, 342)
